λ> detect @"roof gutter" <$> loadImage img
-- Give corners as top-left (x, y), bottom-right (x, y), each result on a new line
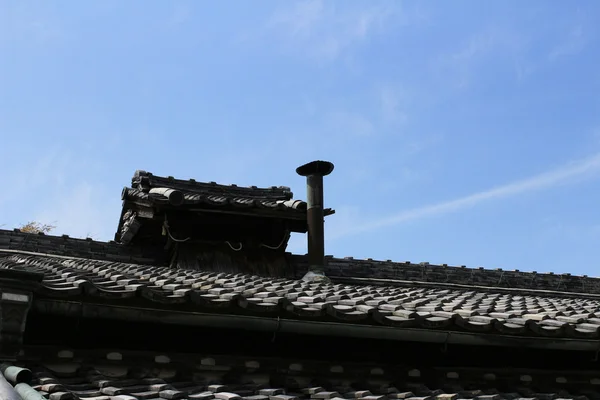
top-left (34, 299), bottom-right (600, 353)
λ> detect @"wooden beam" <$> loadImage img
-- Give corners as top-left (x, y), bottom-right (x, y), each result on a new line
top-left (187, 207), bottom-right (308, 221)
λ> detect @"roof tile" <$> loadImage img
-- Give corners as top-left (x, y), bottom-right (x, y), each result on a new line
top-left (4, 253), bottom-right (600, 341)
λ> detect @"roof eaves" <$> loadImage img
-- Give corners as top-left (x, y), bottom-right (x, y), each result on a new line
top-left (332, 275), bottom-right (600, 300)
top-left (36, 298), bottom-right (600, 353)
top-left (132, 170), bottom-right (294, 200)
top-left (289, 254), bottom-right (600, 296)
top-left (0, 230), bottom-right (163, 265)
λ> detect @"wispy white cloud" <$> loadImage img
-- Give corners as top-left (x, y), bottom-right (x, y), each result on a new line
top-left (436, 27), bottom-right (533, 87)
top-left (302, 80), bottom-right (415, 142)
top-left (451, 34), bottom-right (497, 63)
top-left (0, 146), bottom-right (69, 208)
top-left (548, 24), bottom-right (586, 61)
top-left (535, 216), bottom-right (600, 247)
top-left (378, 85), bottom-right (409, 125)
top-left (330, 152), bottom-right (600, 239)
top-left (267, 0), bottom-right (399, 62)
top-left (438, 11), bottom-right (589, 86)
top-left (164, 3), bottom-right (192, 28)
top-left (0, 142), bottom-right (121, 240)
top-left (323, 110), bottom-right (375, 137)
top-left (514, 57), bottom-right (536, 81)
top-left (33, 182), bottom-right (122, 241)
top-left (592, 126), bottom-right (600, 142)
top-left (324, 205), bottom-right (363, 249)
top-left (435, 30), bottom-right (503, 88)
top-left (0, 2), bottom-right (64, 46)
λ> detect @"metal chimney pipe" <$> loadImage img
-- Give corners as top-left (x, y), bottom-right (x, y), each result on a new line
top-left (296, 160), bottom-right (334, 281)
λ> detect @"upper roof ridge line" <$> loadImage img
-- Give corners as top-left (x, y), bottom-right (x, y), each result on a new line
top-left (0, 248), bottom-right (112, 263)
top-left (1, 229), bottom-right (591, 279)
top-left (132, 170), bottom-right (293, 196)
top-left (292, 254), bottom-right (593, 284)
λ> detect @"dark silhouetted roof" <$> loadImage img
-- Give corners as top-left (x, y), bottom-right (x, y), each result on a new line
top-left (3, 235), bottom-right (600, 342)
top-left (116, 171), bottom-right (334, 244)
top-left (3, 347), bottom-right (600, 400)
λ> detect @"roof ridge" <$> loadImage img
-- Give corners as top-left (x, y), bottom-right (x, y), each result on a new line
top-left (4, 246), bottom-right (595, 297)
top-left (335, 275), bottom-right (600, 300)
top-left (315, 254), bottom-right (587, 278)
top-left (6, 252), bottom-right (600, 345)
top-left (11, 348), bottom-right (600, 396)
top-left (133, 170), bottom-right (294, 200)
top-left (293, 254), bottom-right (598, 295)
top-left (1, 228), bottom-right (114, 244)
top-left (2, 229), bottom-right (597, 295)
top-left (0, 228), bottom-right (593, 275)
top-left (0, 229), bottom-right (164, 265)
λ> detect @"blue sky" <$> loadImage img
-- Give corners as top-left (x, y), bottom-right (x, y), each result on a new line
top-left (2, 1), bottom-right (600, 274)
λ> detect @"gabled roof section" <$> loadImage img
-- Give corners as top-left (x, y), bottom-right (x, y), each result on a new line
top-left (116, 170), bottom-right (334, 244)
top-left (126, 169), bottom-right (337, 214)
top-left (5, 350), bottom-right (600, 399)
top-left (291, 255), bottom-right (600, 296)
top-left (1, 229), bottom-right (597, 296)
top-left (0, 229), bottom-right (164, 265)
top-left (3, 242), bottom-right (600, 347)
top-left (4, 229), bottom-right (600, 349)
top-left (131, 169), bottom-right (296, 205)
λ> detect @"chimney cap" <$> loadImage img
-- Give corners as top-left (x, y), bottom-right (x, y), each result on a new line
top-left (296, 160), bottom-right (334, 177)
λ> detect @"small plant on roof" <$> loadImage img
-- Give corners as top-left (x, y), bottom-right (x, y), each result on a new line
top-left (18, 221), bottom-right (56, 234)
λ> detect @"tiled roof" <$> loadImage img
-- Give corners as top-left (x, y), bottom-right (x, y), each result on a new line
top-left (293, 256), bottom-right (600, 296)
top-left (2, 349), bottom-right (599, 400)
top-left (116, 170), bottom-right (333, 244)
top-left (4, 230), bottom-right (598, 296)
top-left (0, 230), bottom-right (163, 265)
top-left (122, 188), bottom-right (308, 212)
top-left (132, 170), bottom-right (295, 201)
top-left (3, 251), bottom-right (600, 341)
top-left (125, 170), bottom-right (330, 214)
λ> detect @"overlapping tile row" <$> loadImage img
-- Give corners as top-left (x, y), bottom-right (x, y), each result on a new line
top-left (0, 230), bottom-right (164, 265)
top-left (126, 170), bottom-right (308, 212)
top-left (132, 170), bottom-right (294, 201)
top-left (4, 253), bottom-right (600, 339)
top-left (3, 349), bottom-right (600, 400)
top-left (10, 229), bottom-right (592, 300)
top-left (122, 188), bottom-right (307, 212)
top-left (290, 255), bottom-right (600, 295)
top-left (6, 228), bottom-right (596, 296)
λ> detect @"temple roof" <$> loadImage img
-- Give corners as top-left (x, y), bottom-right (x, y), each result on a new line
top-left (1, 348), bottom-right (599, 400)
top-left (116, 171), bottom-right (334, 244)
top-left (3, 229), bottom-right (600, 350)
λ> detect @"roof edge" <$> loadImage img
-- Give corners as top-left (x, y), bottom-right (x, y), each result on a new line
top-left (4, 246), bottom-right (597, 299)
top-left (0, 230), bottom-right (164, 266)
top-left (35, 299), bottom-right (600, 353)
top-left (332, 275), bottom-right (600, 300)
top-left (2, 227), bottom-right (599, 296)
top-left (133, 170), bottom-right (294, 200)
top-left (290, 254), bottom-right (600, 296)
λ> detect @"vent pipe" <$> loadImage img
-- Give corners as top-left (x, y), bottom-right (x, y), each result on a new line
top-left (296, 160), bottom-right (334, 282)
